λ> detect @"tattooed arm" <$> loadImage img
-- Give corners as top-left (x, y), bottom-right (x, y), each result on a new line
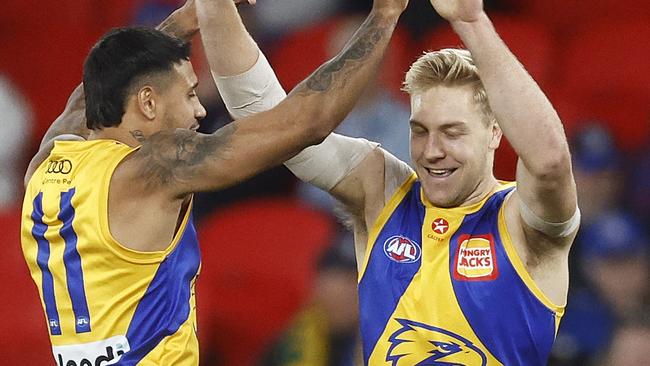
top-left (125, 0), bottom-right (408, 198)
top-left (37, 1), bottom-right (199, 149)
top-left (24, 1), bottom-right (201, 186)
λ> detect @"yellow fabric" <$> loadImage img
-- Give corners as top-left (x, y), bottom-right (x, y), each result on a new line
top-left (21, 139), bottom-right (199, 365)
top-left (362, 180), bottom-right (563, 364)
top-left (366, 182), bottom-right (511, 365)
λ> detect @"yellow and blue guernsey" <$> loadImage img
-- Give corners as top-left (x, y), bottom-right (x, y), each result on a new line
top-left (21, 140), bottom-right (201, 365)
top-left (358, 174), bottom-right (564, 365)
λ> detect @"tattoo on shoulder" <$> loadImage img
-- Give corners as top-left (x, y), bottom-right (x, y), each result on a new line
top-left (136, 125), bottom-right (237, 187)
top-left (294, 14), bottom-right (387, 94)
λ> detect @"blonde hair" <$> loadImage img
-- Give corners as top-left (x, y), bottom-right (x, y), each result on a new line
top-left (403, 49), bottom-right (495, 125)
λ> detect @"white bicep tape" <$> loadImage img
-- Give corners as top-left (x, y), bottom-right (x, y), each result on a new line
top-left (519, 197), bottom-right (581, 238)
top-left (284, 133), bottom-right (379, 191)
top-left (213, 51), bottom-right (287, 119)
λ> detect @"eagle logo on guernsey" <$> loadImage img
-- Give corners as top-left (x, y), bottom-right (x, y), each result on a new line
top-left (454, 234), bottom-right (499, 281)
top-left (383, 236), bottom-right (421, 263)
top-left (387, 319), bottom-right (487, 365)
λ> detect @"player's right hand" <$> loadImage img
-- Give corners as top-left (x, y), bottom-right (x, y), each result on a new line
top-left (429, 0), bottom-right (484, 23)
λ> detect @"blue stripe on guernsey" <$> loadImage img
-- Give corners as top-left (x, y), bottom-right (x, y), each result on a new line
top-left (119, 215), bottom-right (201, 365)
top-left (58, 188), bottom-right (92, 334)
top-left (31, 192), bottom-right (62, 336)
top-left (449, 188), bottom-right (556, 366)
top-left (358, 182), bottom-right (426, 364)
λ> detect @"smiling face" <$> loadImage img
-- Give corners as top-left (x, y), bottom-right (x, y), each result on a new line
top-left (409, 84), bottom-right (502, 207)
top-left (156, 60), bottom-right (206, 132)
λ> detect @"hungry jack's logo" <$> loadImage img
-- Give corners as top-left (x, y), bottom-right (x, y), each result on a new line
top-left (453, 234), bottom-right (499, 281)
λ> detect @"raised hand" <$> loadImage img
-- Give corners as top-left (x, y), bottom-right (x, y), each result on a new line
top-left (429, 0), bottom-right (484, 23)
top-left (373, 0), bottom-right (409, 17)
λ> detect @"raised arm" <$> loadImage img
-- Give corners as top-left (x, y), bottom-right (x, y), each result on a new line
top-left (199, 0), bottom-right (286, 119)
top-left (38, 84), bottom-right (89, 148)
top-left (127, 0), bottom-right (408, 197)
top-left (431, 0), bottom-right (577, 242)
top-left (199, 0), bottom-right (259, 77)
top-left (200, 0), bottom-right (410, 221)
top-left (38, 0), bottom-right (200, 149)
top-left (25, 0), bottom-right (202, 185)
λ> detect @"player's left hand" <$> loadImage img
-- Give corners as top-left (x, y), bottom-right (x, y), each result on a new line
top-left (173, 0), bottom-right (256, 38)
top-left (429, 0), bottom-right (484, 23)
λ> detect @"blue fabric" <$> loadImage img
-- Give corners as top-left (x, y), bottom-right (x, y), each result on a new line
top-left (31, 192), bottom-right (62, 336)
top-left (119, 215), bottom-right (201, 365)
top-left (358, 182), bottom-right (426, 364)
top-left (449, 188), bottom-right (556, 366)
top-left (58, 188), bottom-right (91, 334)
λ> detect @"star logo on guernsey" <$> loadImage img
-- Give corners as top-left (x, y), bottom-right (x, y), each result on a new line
top-left (387, 319), bottom-right (487, 366)
top-left (432, 218), bottom-right (449, 235)
top-left (383, 236), bottom-right (421, 263)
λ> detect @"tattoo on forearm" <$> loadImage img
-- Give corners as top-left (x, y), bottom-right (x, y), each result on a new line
top-left (295, 14), bottom-right (388, 94)
top-left (137, 125), bottom-right (237, 186)
top-left (130, 130), bottom-right (146, 142)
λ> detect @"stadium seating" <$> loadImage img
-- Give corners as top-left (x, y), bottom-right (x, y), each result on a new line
top-left (557, 20), bottom-right (650, 150)
top-left (0, 0), bottom-right (137, 144)
top-left (516, 0), bottom-right (649, 33)
top-left (269, 14), bottom-right (414, 98)
top-left (196, 198), bottom-right (335, 365)
top-left (0, 208), bottom-right (52, 365)
top-left (421, 15), bottom-right (555, 87)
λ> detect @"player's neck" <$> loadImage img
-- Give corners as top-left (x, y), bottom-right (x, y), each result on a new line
top-left (88, 127), bottom-right (141, 147)
top-left (460, 175), bottom-right (500, 207)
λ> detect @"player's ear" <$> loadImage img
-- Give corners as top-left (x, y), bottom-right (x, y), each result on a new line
top-left (488, 121), bottom-right (502, 150)
top-left (137, 86), bottom-right (156, 120)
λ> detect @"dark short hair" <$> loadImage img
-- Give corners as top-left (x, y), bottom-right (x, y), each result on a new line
top-left (83, 27), bottom-right (191, 130)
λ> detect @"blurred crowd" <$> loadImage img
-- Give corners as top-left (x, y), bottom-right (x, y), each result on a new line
top-left (0, 0), bottom-right (649, 365)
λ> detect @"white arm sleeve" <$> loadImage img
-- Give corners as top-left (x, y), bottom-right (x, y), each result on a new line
top-left (382, 150), bottom-right (414, 202)
top-left (211, 49), bottom-right (391, 193)
top-left (212, 51), bottom-right (287, 119)
top-left (284, 134), bottom-right (379, 191)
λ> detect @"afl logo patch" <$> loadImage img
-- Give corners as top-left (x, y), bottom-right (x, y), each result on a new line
top-left (383, 236), bottom-right (421, 263)
top-left (46, 159), bottom-right (73, 174)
